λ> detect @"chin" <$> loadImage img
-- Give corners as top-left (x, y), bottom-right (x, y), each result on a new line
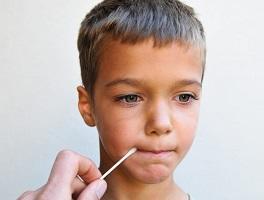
top-left (138, 175), bottom-right (170, 184)
top-left (126, 164), bottom-right (173, 184)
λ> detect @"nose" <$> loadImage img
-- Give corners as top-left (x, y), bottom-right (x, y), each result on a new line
top-left (144, 100), bottom-right (173, 136)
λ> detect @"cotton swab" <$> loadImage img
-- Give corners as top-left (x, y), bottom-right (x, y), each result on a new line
top-left (76, 148), bottom-right (137, 182)
top-left (100, 147), bottom-right (137, 180)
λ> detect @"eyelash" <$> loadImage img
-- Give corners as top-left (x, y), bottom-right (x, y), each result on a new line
top-left (115, 94), bottom-right (143, 107)
top-left (175, 93), bottom-right (199, 105)
top-left (115, 93), bottom-right (199, 106)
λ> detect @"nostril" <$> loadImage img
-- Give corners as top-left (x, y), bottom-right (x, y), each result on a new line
top-left (147, 127), bottom-right (172, 136)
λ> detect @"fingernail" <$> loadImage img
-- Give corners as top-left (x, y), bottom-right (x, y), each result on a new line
top-left (95, 180), bottom-right (107, 199)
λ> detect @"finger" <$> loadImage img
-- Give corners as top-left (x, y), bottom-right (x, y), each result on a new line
top-left (47, 150), bottom-right (101, 189)
top-left (17, 191), bottom-right (36, 200)
top-left (71, 176), bottom-right (87, 199)
top-left (77, 179), bottom-right (107, 200)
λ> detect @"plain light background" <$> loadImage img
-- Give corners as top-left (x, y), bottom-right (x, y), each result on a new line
top-left (1, 0), bottom-right (263, 199)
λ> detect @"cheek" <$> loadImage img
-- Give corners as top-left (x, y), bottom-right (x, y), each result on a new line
top-left (177, 110), bottom-right (199, 156)
top-left (94, 108), bottom-right (141, 158)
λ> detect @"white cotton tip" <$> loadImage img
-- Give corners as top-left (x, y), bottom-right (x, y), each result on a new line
top-left (100, 147), bottom-right (137, 180)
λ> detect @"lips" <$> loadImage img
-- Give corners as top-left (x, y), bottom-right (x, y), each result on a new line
top-left (136, 148), bottom-right (175, 159)
top-left (138, 149), bottom-right (173, 154)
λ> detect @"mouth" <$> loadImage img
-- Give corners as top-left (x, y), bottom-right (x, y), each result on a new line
top-left (136, 149), bottom-right (175, 159)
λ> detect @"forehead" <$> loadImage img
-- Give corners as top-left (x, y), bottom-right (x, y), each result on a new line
top-left (96, 38), bottom-right (203, 89)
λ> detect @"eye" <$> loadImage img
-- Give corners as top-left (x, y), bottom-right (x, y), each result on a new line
top-left (176, 93), bottom-right (197, 104)
top-left (123, 95), bottom-right (139, 103)
top-left (115, 94), bottom-right (142, 104)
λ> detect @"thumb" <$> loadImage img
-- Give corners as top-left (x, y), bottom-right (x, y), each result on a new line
top-left (78, 179), bottom-right (107, 200)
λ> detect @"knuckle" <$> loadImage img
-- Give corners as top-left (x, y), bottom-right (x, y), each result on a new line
top-left (57, 149), bottom-right (75, 157)
top-left (35, 190), bottom-right (52, 200)
top-left (34, 186), bottom-right (55, 200)
top-left (56, 149), bottom-right (77, 163)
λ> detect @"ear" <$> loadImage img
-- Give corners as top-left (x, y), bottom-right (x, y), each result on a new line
top-left (77, 86), bottom-right (96, 127)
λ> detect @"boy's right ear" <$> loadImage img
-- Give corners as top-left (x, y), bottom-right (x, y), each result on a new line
top-left (77, 86), bottom-right (96, 127)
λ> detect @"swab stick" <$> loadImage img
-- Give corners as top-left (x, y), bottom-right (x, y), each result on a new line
top-left (100, 147), bottom-right (137, 180)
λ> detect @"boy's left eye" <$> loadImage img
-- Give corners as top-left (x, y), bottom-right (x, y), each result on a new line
top-left (176, 93), bottom-right (197, 103)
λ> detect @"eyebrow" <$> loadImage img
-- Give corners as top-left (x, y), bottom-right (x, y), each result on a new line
top-left (171, 79), bottom-right (202, 89)
top-left (105, 78), bottom-right (202, 88)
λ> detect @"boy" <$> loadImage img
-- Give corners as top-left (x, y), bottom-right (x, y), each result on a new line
top-left (77, 0), bottom-right (205, 199)
top-left (19, 0), bottom-right (205, 199)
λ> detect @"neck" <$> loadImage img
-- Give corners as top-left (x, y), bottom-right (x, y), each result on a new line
top-left (103, 172), bottom-right (179, 200)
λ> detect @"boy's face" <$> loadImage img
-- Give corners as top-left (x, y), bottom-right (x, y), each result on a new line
top-left (78, 39), bottom-right (203, 184)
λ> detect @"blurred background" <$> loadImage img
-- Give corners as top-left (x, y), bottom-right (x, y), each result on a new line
top-left (0, 0), bottom-right (263, 199)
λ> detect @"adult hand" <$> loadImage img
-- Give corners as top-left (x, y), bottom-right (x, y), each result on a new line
top-left (18, 150), bottom-right (107, 200)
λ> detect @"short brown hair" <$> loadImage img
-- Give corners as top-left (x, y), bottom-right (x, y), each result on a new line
top-left (78, 0), bottom-right (206, 95)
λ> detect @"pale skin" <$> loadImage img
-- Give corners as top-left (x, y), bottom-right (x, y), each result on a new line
top-left (18, 39), bottom-right (202, 200)
top-left (18, 150), bottom-right (107, 200)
